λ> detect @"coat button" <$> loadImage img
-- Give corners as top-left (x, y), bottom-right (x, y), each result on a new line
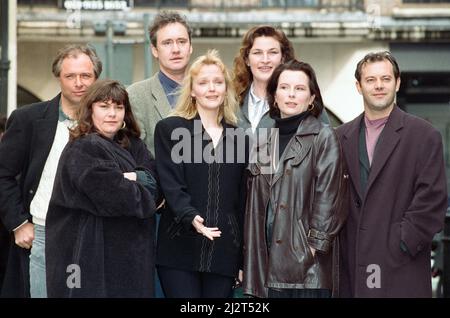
top-left (29, 189), bottom-right (34, 195)
top-left (276, 239), bottom-right (282, 244)
top-left (355, 200), bottom-right (361, 208)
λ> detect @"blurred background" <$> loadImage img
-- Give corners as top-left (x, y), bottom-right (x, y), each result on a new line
top-left (1, 0), bottom-right (450, 297)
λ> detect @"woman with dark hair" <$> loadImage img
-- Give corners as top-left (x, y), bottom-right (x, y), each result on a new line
top-left (45, 79), bottom-right (159, 297)
top-left (243, 60), bottom-right (347, 298)
top-left (233, 25), bottom-right (295, 133)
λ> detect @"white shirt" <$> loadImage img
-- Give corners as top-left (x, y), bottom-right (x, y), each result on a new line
top-left (248, 83), bottom-right (269, 133)
top-left (29, 119), bottom-right (74, 226)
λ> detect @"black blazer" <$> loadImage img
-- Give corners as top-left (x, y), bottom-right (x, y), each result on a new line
top-left (154, 116), bottom-right (248, 278)
top-left (0, 94), bottom-right (60, 297)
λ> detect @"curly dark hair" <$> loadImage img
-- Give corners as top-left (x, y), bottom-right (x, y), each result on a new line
top-left (232, 25), bottom-right (295, 106)
top-left (71, 80), bottom-right (140, 148)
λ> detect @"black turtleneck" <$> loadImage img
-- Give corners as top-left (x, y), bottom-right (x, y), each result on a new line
top-left (274, 110), bottom-right (310, 158)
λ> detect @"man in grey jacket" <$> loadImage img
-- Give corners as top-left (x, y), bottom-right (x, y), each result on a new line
top-left (127, 11), bottom-right (193, 298)
top-left (127, 11), bottom-right (193, 155)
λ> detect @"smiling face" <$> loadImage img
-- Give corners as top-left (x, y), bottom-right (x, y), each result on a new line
top-left (247, 36), bottom-right (283, 86)
top-left (275, 70), bottom-right (315, 119)
top-left (58, 53), bottom-right (96, 108)
top-left (191, 64), bottom-right (226, 114)
top-left (356, 60), bottom-right (400, 118)
top-left (151, 22), bottom-right (193, 79)
top-left (91, 100), bottom-right (125, 139)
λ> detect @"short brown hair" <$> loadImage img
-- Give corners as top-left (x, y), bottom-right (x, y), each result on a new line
top-left (233, 25), bottom-right (295, 105)
top-left (355, 51), bottom-right (400, 82)
top-left (267, 60), bottom-right (324, 118)
top-left (71, 80), bottom-right (140, 148)
top-left (149, 11), bottom-right (192, 47)
top-left (52, 44), bottom-right (102, 79)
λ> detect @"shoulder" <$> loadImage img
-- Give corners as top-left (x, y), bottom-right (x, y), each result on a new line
top-left (9, 96), bottom-right (58, 122)
top-left (69, 134), bottom-right (112, 155)
top-left (127, 74), bottom-right (161, 94)
top-left (335, 116), bottom-right (358, 135)
top-left (156, 116), bottom-right (190, 130)
top-left (403, 111), bottom-right (437, 132)
top-left (127, 135), bottom-right (148, 151)
top-left (127, 77), bottom-right (153, 93)
top-left (314, 119), bottom-right (338, 141)
top-left (401, 111), bottom-right (442, 143)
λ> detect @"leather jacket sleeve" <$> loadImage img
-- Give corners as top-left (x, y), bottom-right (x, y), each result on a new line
top-left (307, 127), bottom-right (348, 253)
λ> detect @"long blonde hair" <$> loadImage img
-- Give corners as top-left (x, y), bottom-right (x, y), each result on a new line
top-left (171, 49), bottom-right (238, 125)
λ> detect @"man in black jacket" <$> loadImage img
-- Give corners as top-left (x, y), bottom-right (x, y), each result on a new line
top-left (0, 44), bottom-right (102, 297)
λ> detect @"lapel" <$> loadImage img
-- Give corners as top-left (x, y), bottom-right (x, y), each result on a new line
top-left (30, 94), bottom-right (60, 183)
top-left (365, 106), bottom-right (403, 195)
top-left (341, 113), bottom-right (364, 200)
top-left (239, 91), bottom-right (251, 127)
top-left (271, 116), bottom-right (319, 186)
top-left (151, 73), bottom-right (171, 119)
top-left (249, 128), bottom-right (275, 186)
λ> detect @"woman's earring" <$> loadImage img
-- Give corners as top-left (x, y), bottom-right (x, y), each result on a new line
top-left (121, 121), bottom-right (126, 129)
top-left (307, 103), bottom-right (315, 111)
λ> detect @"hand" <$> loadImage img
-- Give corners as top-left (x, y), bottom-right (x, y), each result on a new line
top-left (123, 172), bottom-right (137, 181)
top-left (14, 222), bottom-right (34, 249)
top-left (309, 246), bottom-right (316, 257)
top-left (234, 270), bottom-right (243, 289)
top-left (192, 215), bottom-right (221, 241)
top-left (157, 199), bottom-right (166, 210)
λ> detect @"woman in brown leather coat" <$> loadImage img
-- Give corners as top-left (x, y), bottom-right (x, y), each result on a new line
top-left (243, 60), bottom-right (348, 298)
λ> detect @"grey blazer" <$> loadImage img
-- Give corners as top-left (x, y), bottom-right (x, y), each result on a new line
top-left (127, 73), bottom-right (171, 154)
top-left (237, 92), bottom-right (274, 131)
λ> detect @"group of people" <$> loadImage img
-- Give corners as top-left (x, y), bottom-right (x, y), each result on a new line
top-left (0, 11), bottom-right (447, 299)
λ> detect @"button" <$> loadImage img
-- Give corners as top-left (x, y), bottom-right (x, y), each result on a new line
top-left (417, 244), bottom-right (423, 252)
top-left (276, 239), bottom-right (282, 244)
top-left (355, 200), bottom-right (361, 208)
top-left (29, 190), bottom-right (34, 194)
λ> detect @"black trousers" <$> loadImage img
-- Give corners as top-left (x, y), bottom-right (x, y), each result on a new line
top-left (268, 288), bottom-right (331, 298)
top-left (157, 266), bottom-right (234, 298)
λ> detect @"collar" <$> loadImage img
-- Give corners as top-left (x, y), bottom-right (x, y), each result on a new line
top-left (58, 100), bottom-right (75, 123)
top-left (158, 71), bottom-right (180, 92)
top-left (249, 83), bottom-right (265, 106)
top-left (186, 114), bottom-right (237, 139)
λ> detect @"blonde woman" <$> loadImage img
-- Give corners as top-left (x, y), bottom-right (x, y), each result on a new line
top-left (154, 50), bottom-right (248, 298)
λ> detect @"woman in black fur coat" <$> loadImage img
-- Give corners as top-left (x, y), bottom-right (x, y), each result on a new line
top-left (45, 80), bottom-right (159, 297)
